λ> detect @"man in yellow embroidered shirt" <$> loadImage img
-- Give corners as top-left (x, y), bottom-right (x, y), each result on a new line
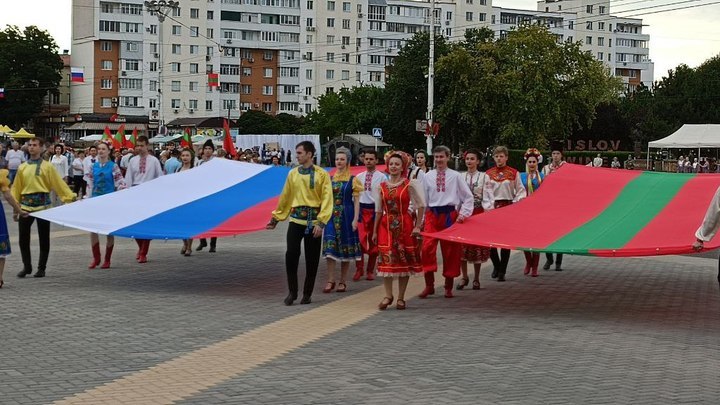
top-left (267, 141), bottom-right (333, 306)
top-left (12, 137), bottom-right (76, 279)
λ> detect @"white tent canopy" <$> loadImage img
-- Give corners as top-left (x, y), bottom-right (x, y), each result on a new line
top-left (648, 124), bottom-right (720, 148)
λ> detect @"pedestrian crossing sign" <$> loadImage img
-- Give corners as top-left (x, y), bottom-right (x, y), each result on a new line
top-left (372, 128), bottom-right (382, 138)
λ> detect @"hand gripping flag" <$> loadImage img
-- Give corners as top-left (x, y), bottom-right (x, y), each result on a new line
top-left (223, 119), bottom-right (237, 158)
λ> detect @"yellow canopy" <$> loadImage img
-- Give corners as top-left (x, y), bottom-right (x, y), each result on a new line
top-left (12, 128), bottom-right (35, 139)
top-left (0, 125), bottom-right (14, 133)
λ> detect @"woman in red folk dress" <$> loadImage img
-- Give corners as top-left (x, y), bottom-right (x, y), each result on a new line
top-left (372, 152), bottom-right (426, 310)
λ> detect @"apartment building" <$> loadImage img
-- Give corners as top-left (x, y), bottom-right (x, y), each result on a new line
top-left (70, 0), bottom-right (652, 132)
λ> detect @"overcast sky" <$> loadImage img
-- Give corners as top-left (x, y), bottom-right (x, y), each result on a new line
top-left (1, 0), bottom-right (718, 81)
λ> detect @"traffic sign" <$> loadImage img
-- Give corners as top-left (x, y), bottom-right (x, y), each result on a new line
top-left (415, 120), bottom-right (428, 133)
top-left (372, 128), bottom-right (382, 138)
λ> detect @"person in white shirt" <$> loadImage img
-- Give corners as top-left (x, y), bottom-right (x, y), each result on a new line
top-left (692, 186), bottom-right (720, 284)
top-left (677, 156), bottom-right (685, 173)
top-left (195, 140), bottom-right (218, 253)
top-left (71, 150), bottom-right (86, 199)
top-left (6, 142), bottom-right (26, 184)
top-left (124, 136), bottom-right (163, 264)
top-left (420, 145), bottom-right (474, 299)
top-left (541, 141), bottom-right (566, 271)
top-left (50, 144), bottom-right (69, 206)
top-left (353, 149), bottom-right (387, 282)
top-left (592, 153), bottom-right (603, 167)
top-left (485, 146), bottom-right (527, 282)
top-left (83, 145), bottom-right (98, 183)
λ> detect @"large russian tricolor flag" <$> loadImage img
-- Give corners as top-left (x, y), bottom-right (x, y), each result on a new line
top-left (70, 67), bottom-right (85, 83)
top-left (428, 164), bottom-right (720, 257)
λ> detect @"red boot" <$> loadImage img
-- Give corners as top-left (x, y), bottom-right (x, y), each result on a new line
top-left (88, 243), bottom-right (101, 269)
top-left (444, 277), bottom-right (454, 298)
top-left (531, 253), bottom-right (540, 277)
top-left (353, 260), bottom-right (364, 281)
top-left (418, 272), bottom-right (435, 298)
top-left (101, 245), bottom-right (114, 269)
top-left (138, 240), bottom-right (150, 264)
top-left (523, 252), bottom-right (532, 275)
top-left (365, 255), bottom-right (377, 280)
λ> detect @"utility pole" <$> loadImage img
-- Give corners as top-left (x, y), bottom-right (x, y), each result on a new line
top-left (426, 0), bottom-right (435, 155)
top-left (145, 1), bottom-right (179, 135)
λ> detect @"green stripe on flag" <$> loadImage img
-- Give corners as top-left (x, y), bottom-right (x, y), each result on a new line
top-left (545, 172), bottom-right (692, 254)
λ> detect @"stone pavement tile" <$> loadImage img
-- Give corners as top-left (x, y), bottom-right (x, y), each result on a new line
top-left (178, 254), bottom-right (720, 405)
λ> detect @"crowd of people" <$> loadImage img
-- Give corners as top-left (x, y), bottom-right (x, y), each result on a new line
top-left (266, 140), bottom-right (574, 310)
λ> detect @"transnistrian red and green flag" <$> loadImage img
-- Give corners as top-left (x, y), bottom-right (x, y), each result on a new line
top-left (102, 125), bottom-right (112, 140)
top-left (223, 119), bottom-right (237, 158)
top-left (427, 164), bottom-right (720, 257)
top-left (112, 124), bottom-right (125, 150)
top-left (208, 73), bottom-right (219, 87)
top-left (125, 127), bottom-right (137, 149)
top-left (180, 127), bottom-right (192, 148)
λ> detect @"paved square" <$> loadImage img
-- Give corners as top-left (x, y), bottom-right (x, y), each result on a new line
top-left (1, 209), bottom-right (719, 404)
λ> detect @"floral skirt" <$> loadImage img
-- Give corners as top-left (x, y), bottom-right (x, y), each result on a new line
top-left (0, 201), bottom-right (10, 257)
top-left (322, 203), bottom-right (362, 262)
top-left (377, 211), bottom-right (422, 278)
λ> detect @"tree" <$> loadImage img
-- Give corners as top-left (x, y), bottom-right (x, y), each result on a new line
top-left (0, 26), bottom-right (63, 128)
top-left (303, 85), bottom-right (386, 142)
top-left (236, 110), bottom-right (283, 134)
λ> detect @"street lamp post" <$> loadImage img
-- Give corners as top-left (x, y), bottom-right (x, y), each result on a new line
top-left (426, 0), bottom-right (435, 155)
top-left (144, 1), bottom-right (180, 133)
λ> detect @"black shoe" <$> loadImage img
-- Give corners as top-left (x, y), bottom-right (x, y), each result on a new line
top-left (208, 247), bottom-right (216, 253)
top-left (497, 274), bottom-right (506, 282)
top-left (17, 269), bottom-right (32, 278)
top-left (33, 271), bottom-right (46, 278)
top-left (284, 294), bottom-right (297, 306)
top-left (196, 241), bottom-right (207, 251)
top-left (300, 296), bottom-right (312, 305)
top-left (543, 261), bottom-right (552, 270)
top-left (555, 266), bottom-right (563, 272)
top-left (491, 268), bottom-right (498, 279)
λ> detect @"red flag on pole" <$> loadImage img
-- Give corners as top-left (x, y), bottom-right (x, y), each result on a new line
top-left (223, 119), bottom-right (237, 158)
top-left (102, 125), bottom-right (112, 140)
top-left (180, 127), bottom-right (192, 148)
top-left (208, 73), bottom-right (219, 87)
top-left (112, 124), bottom-right (125, 149)
top-left (125, 127), bottom-right (137, 149)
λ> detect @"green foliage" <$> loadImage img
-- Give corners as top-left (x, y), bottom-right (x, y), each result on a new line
top-left (0, 25), bottom-right (63, 128)
top-left (236, 110), bottom-right (303, 134)
top-left (303, 85), bottom-right (386, 142)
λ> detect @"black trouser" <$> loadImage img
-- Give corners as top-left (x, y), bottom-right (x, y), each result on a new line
top-left (545, 253), bottom-right (563, 267)
top-left (285, 222), bottom-right (322, 298)
top-left (19, 216), bottom-right (51, 273)
top-left (73, 175), bottom-right (86, 196)
top-left (490, 248), bottom-right (511, 276)
top-left (199, 237), bottom-right (217, 248)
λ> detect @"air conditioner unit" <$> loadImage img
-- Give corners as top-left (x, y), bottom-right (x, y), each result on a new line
top-left (306, 26), bottom-right (316, 31)
top-left (341, 45), bottom-right (346, 49)
top-left (111, 97), bottom-right (118, 103)
top-left (248, 58), bottom-right (254, 63)
top-left (145, 27), bottom-right (152, 33)
top-left (303, 95), bottom-right (308, 100)
top-left (358, 13), bottom-right (363, 18)
top-left (121, 71), bottom-right (127, 76)
top-left (226, 39), bottom-right (232, 44)
top-left (153, 53), bottom-right (159, 58)
top-left (150, 110), bottom-right (159, 120)
top-left (173, 109), bottom-right (179, 113)
top-left (302, 54), bottom-right (308, 60)
top-left (253, 103), bottom-right (259, 108)
top-left (189, 108), bottom-right (194, 113)
top-left (206, 55), bottom-right (211, 61)
top-left (445, 21), bottom-right (450, 26)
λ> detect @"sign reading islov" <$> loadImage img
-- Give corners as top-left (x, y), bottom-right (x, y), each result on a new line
top-left (372, 128), bottom-right (382, 138)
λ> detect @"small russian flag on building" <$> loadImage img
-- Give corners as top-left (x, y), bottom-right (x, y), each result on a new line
top-left (71, 67), bottom-right (85, 83)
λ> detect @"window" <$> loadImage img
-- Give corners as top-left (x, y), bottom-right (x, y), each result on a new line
top-left (171, 62), bottom-right (181, 72)
top-left (342, 36), bottom-right (350, 45)
top-left (124, 60), bottom-right (139, 70)
top-left (172, 25), bottom-right (181, 35)
top-left (341, 70), bottom-right (349, 80)
top-left (446, 11), bottom-right (452, 20)
top-left (264, 50), bottom-right (273, 60)
top-left (327, 1), bottom-right (335, 11)
top-left (190, 8), bottom-right (199, 18)
top-left (223, 100), bottom-right (236, 110)
top-left (101, 79), bottom-right (113, 89)
top-left (150, 80), bottom-right (158, 91)
top-left (599, 5), bottom-right (606, 14)
top-left (326, 52), bottom-right (335, 62)
top-left (466, 12), bottom-right (473, 21)
top-left (172, 44), bottom-right (182, 54)
top-left (282, 85), bottom-right (297, 94)
top-left (242, 67), bottom-right (252, 76)
top-left (597, 52), bottom-right (604, 60)
top-left (370, 55), bottom-right (381, 64)
top-left (609, 38), bottom-right (612, 47)
top-left (190, 27), bottom-right (199, 37)
top-left (343, 1), bottom-right (350, 12)
top-left (480, 0), bottom-right (486, 4)
top-left (342, 19), bottom-right (350, 29)
top-left (586, 5), bottom-right (594, 13)
top-left (101, 41), bottom-right (112, 51)
top-left (101, 97), bottom-right (112, 108)
top-left (171, 99), bottom-right (181, 109)
top-left (189, 100), bottom-right (198, 109)
top-left (326, 69), bottom-right (334, 79)
top-left (263, 103), bottom-right (273, 112)
top-left (341, 53), bottom-right (349, 62)
top-left (307, 17), bottom-right (314, 26)
top-left (190, 45), bottom-right (199, 54)
top-left (119, 78), bottom-right (142, 89)
top-left (585, 36), bottom-right (592, 45)
top-left (149, 62), bottom-right (158, 72)
top-left (325, 87), bottom-right (334, 94)
top-left (369, 71), bottom-right (382, 82)
top-left (207, 46), bottom-right (214, 56)
top-left (307, 0), bottom-right (313, 9)
top-left (207, 10), bottom-right (214, 19)
top-left (150, 43), bottom-right (158, 53)
top-left (122, 96), bottom-right (139, 107)
top-left (263, 67), bottom-right (273, 78)
top-left (101, 3), bottom-right (113, 13)
top-left (148, 25), bottom-right (157, 34)
top-left (598, 22), bottom-right (605, 30)
top-left (283, 50), bottom-right (296, 60)
top-left (327, 35), bottom-right (335, 44)
top-left (262, 85), bottom-right (273, 95)
top-left (479, 13), bottom-right (486, 22)
top-left (149, 99), bottom-right (157, 108)
top-left (280, 67), bottom-right (299, 77)
top-left (190, 63), bottom-right (199, 74)
top-left (306, 34), bottom-right (313, 44)
top-left (586, 22), bottom-right (593, 30)
top-left (207, 28), bottom-right (214, 38)
top-left (306, 69), bottom-right (312, 79)
top-left (327, 18), bottom-right (335, 27)
top-left (101, 60), bottom-right (112, 70)
top-left (241, 84), bottom-right (252, 94)
top-left (206, 100), bottom-right (213, 110)
top-left (598, 37), bottom-right (605, 46)
top-left (99, 20), bottom-right (121, 32)
top-left (356, 72), bottom-right (361, 81)
top-left (126, 42), bottom-right (139, 52)
top-left (305, 87), bottom-right (312, 96)
top-left (171, 81), bottom-right (181, 91)
top-left (466, 0), bottom-right (473, 3)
